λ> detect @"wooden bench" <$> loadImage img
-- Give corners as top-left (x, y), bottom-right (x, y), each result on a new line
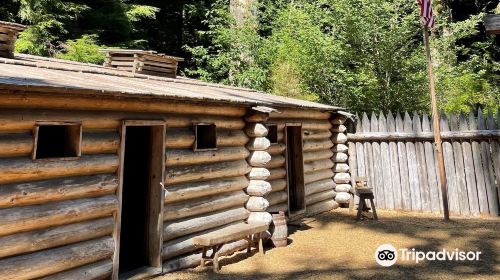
top-left (192, 222), bottom-right (269, 272)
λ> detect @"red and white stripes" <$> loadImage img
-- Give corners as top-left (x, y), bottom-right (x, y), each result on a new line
top-left (417, 0), bottom-right (435, 28)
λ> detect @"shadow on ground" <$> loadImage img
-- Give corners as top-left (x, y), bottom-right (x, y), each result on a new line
top-left (160, 209), bottom-right (500, 280)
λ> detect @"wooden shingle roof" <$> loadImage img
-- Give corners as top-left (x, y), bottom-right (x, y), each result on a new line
top-left (0, 54), bottom-right (340, 111)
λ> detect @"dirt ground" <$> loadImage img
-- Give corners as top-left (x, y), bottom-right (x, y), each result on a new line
top-left (158, 208), bottom-right (500, 280)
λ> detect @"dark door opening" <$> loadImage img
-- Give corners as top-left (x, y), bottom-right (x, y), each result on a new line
top-left (285, 125), bottom-right (305, 217)
top-left (119, 123), bottom-right (165, 276)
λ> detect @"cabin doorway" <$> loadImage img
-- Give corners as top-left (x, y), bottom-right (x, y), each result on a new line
top-left (117, 121), bottom-right (165, 278)
top-left (285, 124), bottom-right (305, 218)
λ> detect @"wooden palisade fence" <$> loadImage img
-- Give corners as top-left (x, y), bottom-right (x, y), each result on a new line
top-left (347, 109), bottom-right (500, 217)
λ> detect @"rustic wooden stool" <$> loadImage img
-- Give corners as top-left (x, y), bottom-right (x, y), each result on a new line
top-left (349, 177), bottom-right (378, 220)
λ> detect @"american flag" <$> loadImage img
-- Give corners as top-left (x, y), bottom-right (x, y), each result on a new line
top-left (417, 0), bottom-right (435, 28)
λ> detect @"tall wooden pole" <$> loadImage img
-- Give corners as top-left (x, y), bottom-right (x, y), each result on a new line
top-left (423, 26), bottom-right (450, 220)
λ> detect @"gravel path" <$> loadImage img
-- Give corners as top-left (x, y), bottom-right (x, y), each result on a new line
top-left (158, 208), bottom-right (499, 280)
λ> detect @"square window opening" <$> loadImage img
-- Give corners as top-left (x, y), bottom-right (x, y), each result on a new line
top-left (266, 124), bottom-right (278, 144)
top-left (194, 123), bottom-right (217, 151)
top-left (34, 123), bottom-right (82, 159)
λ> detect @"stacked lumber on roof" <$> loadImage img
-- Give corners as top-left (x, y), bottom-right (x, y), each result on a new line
top-left (0, 21), bottom-right (26, 59)
top-left (101, 49), bottom-right (184, 78)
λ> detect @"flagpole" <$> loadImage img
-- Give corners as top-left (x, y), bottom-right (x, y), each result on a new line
top-left (422, 26), bottom-right (450, 220)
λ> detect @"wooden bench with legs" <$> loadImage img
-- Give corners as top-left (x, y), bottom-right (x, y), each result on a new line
top-left (192, 222), bottom-right (269, 272)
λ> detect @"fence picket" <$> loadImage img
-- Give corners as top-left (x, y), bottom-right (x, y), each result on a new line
top-left (362, 113), bottom-right (375, 205)
top-left (422, 113), bottom-right (441, 213)
top-left (440, 113), bottom-right (460, 215)
top-left (379, 112), bottom-right (394, 209)
top-left (469, 111), bottom-right (489, 214)
top-left (371, 113), bottom-right (385, 208)
top-left (413, 113), bottom-right (429, 212)
top-left (347, 110), bottom-right (499, 216)
top-left (396, 113), bottom-right (412, 211)
top-left (459, 113), bottom-right (479, 216)
top-left (450, 113), bottom-right (470, 216)
top-left (387, 112), bottom-right (402, 210)
top-left (404, 112), bottom-right (421, 211)
top-left (480, 110), bottom-right (499, 216)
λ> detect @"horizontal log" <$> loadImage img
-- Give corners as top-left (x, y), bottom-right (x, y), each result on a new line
top-left (166, 147), bottom-right (249, 166)
top-left (268, 167), bottom-right (286, 180)
top-left (0, 174), bottom-right (117, 208)
top-left (246, 137), bottom-right (271, 151)
top-left (332, 152), bottom-right (348, 163)
top-left (331, 125), bottom-right (347, 133)
top-left (246, 196), bottom-right (270, 211)
top-left (81, 131), bottom-right (120, 154)
top-left (266, 191), bottom-right (288, 206)
top-left (163, 222), bottom-right (240, 259)
top-left (163, 239), bottom-right (248, 272)
top-left (267, 155), bottom-right (286, 169)
top-left (0, 132), bottom-right (32, 158)
top-left (306, 200), bottom-right (338, 217)
top-left (0, 217), bottom-right (113, 258)
top-left (0, 195), bottom-right (117, 237)
top-left (37, 259), bottom-right (113, 280)
top-left (247, 211), bottom-right (272, 224)
top-left (305, 179), bottom-right (335, 196)
top-left (0, 154), bottom-right (119, 185)
top-left (305, 169), bottom-right (334, 184)
top-left (335, 184), bottom-right (352, 193)
top-left (0, 236), bottom-right (114, 280)
top-left (163, 207), bottom-right (249, 241)
top-left (247, 151), bottom-right (271, 167)
top-left (303, 139), bottom-right (333, 152)
top-left (347, 130), bottom-right (500, 141)
top-left (244, 112), bottom-right (268, 123)
top-left (332, 143), bottom-right (348, 153)
top-left (331, 133), bottom-right (348, 144)
top-left (334, 173), bottom-right (351, 184)
top-left (246, 180), bottom-right (272, 196)
top-left (165, 176), bottom-right (247, 203)
top-left (306, 189), bottom-right (336, 206)
top-left (245, 123), bottom-right (268, 137)
top-left (165, 159), bottom-right (250, 186)
top-left (303, 149), bottom-right (333, 163)
top-left (266, 203), bottom-right (288, 213)
top-left (304, 159), bottom-right (334, 174)
top-left (303, 130), bottom-right (332, 140)
top-left (164, 190), bottom-right (248, 221)
top-left (0, 94), bottom-right (246, 117)
top-left (333, 163), bottom-right (350, 173)
top-left (269, 109), bottom-right (330, 120)
top-left (269, 179), bottom-right (287, 193)
top-left (276, 120), bottom-right (332, 131)
top-left (268, 143), bottom-right (286, 155)
top-left (335, 192), bottom-right (351, 203)
top-left (165, 128), bottom-right (248, 149)
top-left (0, 131), bottom-right (119, 158)
top-left (247, 167), bottom-right (270, 180)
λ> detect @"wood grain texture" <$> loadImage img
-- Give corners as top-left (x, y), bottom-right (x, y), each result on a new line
top-left (165, 159), bottom-right (250, 185)
top-left (165, 176), bottom-right (247, 203)
top-left (422, 114), bottom-right (442, 213)
top-left (450, 114), bottom-right (470, 215)
top-left (0, 236), bottom-right (114, 280)
top-left (37, 259), bottom-right (112, 280)
top-left (166, 147), bottom-right (249, 166)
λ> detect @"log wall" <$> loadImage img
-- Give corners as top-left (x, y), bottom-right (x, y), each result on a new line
top-left (0, 109), bottom-right (119, 280)
top-left (267, 109), bottom-right (340, 216)
top-left (162, 108), bottom-right (251, 271)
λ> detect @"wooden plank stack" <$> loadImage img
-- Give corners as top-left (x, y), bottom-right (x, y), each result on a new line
top-left (101, 49), bottom-right (184, 78)
top-left (347, 110), bottom-right (500, 217)
top-left (331, 113), bottom-right (351, 206)
top-left (0, 21), bottom-right (26, 59)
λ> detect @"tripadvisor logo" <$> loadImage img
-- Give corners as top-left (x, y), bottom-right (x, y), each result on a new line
top-left (375, 244), bottom-right (482, 267)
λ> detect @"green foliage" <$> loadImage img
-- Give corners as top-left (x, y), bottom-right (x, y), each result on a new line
top-left (56, 35), bottom-right (105, 64)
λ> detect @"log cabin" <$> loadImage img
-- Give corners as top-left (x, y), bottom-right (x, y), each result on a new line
top-left (0, 22), bottom-right (352, 280)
